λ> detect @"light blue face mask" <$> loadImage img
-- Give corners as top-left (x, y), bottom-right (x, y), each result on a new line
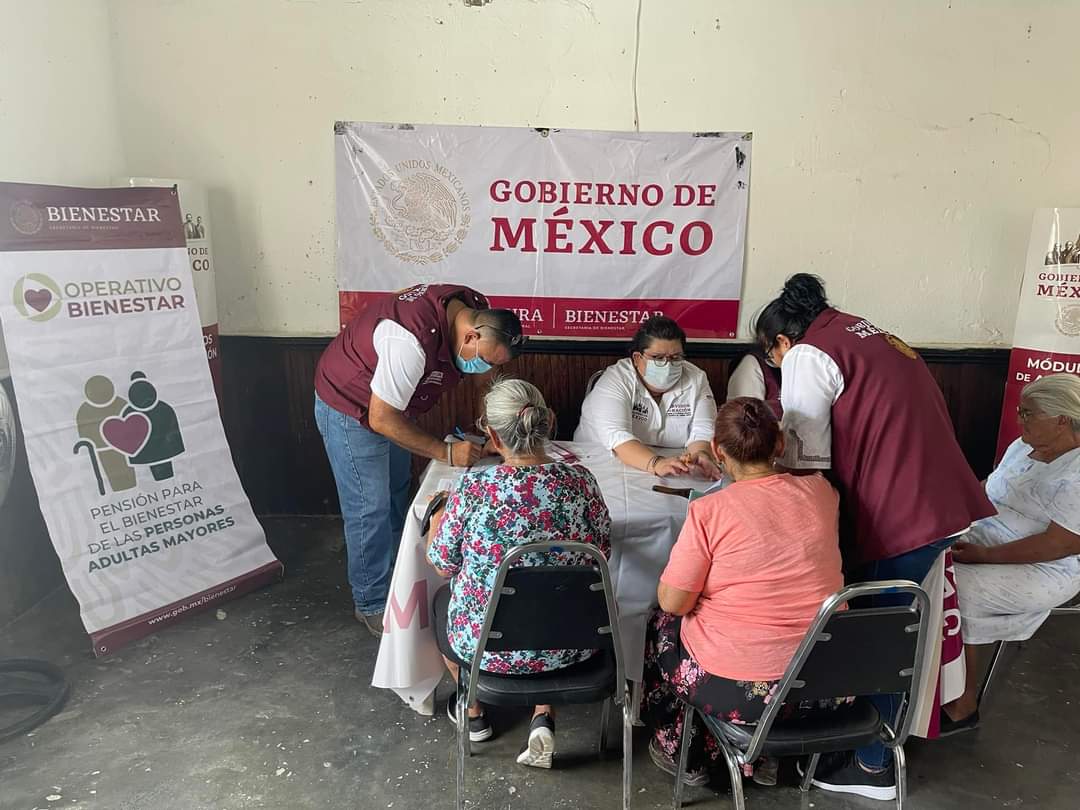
top-left (455, 341), bottom-right (492, 375)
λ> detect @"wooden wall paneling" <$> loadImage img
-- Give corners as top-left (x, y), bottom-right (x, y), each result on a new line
top-left (219, 337), bottom-right (1009, 517)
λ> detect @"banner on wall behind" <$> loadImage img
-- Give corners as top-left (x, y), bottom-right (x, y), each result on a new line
top-left (335, 122), bottom-right (752, 339)
top-left (996, 208), bottom-right (1080, 460)
top-left (120, 177), bottom-right (222, 402)
top-left (0, 182), bottom-right (281, 656)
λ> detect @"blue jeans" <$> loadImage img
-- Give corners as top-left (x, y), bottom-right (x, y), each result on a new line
top-left (852, 537), bottom-right (954, 771)
top-left (314, 393), bottom-right (411, 614)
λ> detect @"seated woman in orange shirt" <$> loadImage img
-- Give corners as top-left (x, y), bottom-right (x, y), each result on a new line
top-left (642, 397), bottom-right (844, 787)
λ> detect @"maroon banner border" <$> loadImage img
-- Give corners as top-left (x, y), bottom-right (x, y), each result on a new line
top-left (89, 561), bottom-right (284, 657)
top-left (339, 291), bottom-right (739, 340)
top-left (0, 182), bottom-right (185, 252)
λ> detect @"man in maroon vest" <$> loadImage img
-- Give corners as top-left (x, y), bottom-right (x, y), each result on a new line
top-left (754, 274), bottom-right (994, 802)
top-left (314, 284), bottom-right (524, 637)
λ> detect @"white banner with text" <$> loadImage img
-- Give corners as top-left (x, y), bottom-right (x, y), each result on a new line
top-left (336, 122), bottom-right (751, 339)
top-left (0, 182), bottom-right (281, 655)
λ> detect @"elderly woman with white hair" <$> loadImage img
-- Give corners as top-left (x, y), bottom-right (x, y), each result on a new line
top-left (942, 373), bottom-right (1080, 733)
top-left (425, 377), bottom-right (612, 768)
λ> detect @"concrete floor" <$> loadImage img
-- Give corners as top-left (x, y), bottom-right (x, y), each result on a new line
top-left (1, 516), bottom-right (1078, 810)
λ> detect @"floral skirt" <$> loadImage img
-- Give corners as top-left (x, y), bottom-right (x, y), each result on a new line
top-left (641, 609), bottom-right (844, 770)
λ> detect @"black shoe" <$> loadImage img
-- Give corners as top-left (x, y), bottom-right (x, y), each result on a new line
top-left (795, 751), bottom-right (848, 779)
top-left (810, 754), bottom-right (896, 801)
top-left (647, 739), bottom-right (709, 787)
top-left (446, 696), bottom-right (493, 742)
top-left (938, 709), bottom-right (979, 737)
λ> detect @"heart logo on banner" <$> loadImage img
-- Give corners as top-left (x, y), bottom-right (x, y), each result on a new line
top-left (24, 288), bottom-right (53, 313)
top-left (101, 413), bottom-right (152, 457)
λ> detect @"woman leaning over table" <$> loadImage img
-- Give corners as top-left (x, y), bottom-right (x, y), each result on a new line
top-left (425, 377), bottom-right (612, 769)
top-left (642, 397), bottom-right (844, 788)
top-left (574, 316), bottom-right (721, 479)
top-left (753, 273), bottom-right (994, 801)
top-left (941, 373), bottom-right (1080, 734)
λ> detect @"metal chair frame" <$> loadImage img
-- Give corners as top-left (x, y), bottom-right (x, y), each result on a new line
top-left (671, 580), bottom-right (931, 810)
top-left (977, 598), bottom-right (1080, 707)
top-left (454, 542), bottom-right (632, 810)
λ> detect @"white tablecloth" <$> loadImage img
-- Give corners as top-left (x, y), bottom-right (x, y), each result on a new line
top-left (371, 441), bottom-right (714, 715)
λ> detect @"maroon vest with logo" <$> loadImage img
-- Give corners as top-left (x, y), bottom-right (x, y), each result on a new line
top-left (800, 309), bottom-right (994, 564)
top-left (314, 284), bottom-right (488, 427)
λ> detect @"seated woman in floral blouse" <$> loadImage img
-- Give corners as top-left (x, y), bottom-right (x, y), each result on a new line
top-left (426, 377), bottom-right (612, 769)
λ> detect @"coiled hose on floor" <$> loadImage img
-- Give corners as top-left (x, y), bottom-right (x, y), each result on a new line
top-left (0, 659), bottom-right (70, 743)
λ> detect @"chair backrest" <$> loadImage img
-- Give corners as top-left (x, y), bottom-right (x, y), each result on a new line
top-left (464, 542), bottom-right (625, 703)
top-left (738, 580), bottom-right (931, 762)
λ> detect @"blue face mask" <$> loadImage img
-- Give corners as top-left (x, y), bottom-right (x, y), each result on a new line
top-left (455, 342), bottom-right (492, 375)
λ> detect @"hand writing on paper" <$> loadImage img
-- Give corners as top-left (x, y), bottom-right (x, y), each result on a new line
top-left (450, 439), bottom-right (484, 468)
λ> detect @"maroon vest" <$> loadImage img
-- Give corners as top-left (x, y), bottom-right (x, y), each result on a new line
top-left (314, 284), bottom-right (488, 426)
top-left (751, 353), bottom-right (783, 418)
top-left (800, 309), bottom-right (994, 564)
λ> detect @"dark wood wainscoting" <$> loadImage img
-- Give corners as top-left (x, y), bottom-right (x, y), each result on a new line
top-left (219, 337), bottom-right (1009, 516)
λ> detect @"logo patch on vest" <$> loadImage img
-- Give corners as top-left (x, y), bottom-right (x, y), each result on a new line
top-left (421, 370), bottom-right (445, 386)
top-left (885, 334), bottom-right (918, 360)
top-left (397, 284), bottom-right (430, 302)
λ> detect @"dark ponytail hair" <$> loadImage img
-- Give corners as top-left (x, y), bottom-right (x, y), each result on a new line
top-left (629, 316), bottom-right (687, 356)
top-left (714, 397), bottom-right (780, 464)
top-left (753, 273), bottom-right (829, 351)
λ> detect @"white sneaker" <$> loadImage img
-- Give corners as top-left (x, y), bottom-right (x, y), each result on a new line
top-left (516, 713), bottom-right (555, 769)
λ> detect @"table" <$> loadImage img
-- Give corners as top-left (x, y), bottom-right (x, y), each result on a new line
top-left (371, 440), bottom-right (715, 715)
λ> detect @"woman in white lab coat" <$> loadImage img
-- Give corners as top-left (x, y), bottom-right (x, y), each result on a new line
top-left (574, 317), bottom-right (719, 478)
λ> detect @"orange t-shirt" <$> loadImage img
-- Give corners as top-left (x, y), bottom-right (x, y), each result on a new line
top-left (660, 473), bottom-right (842, 681)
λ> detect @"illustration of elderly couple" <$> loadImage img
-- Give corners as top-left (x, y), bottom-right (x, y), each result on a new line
top-left (74, 372), bottom-right (185, 496)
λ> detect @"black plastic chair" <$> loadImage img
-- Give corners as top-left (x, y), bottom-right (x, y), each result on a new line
top-left (453, 542), bottom-right (632, 810)
top-left (671, 580), bottom-right (931, 810)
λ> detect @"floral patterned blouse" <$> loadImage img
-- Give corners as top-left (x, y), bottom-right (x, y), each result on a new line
top-left (427, 462), bottom-right (612, 674)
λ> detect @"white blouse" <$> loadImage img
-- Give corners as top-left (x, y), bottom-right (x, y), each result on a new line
top-left (574, 358), bottom-right (717, 451)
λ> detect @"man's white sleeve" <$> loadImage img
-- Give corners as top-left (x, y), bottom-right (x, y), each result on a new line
top-left (369, 320), bottom-right (428, 412)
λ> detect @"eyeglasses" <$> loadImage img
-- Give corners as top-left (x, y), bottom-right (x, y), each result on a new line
top-left (1017, 405), bottom-right (1049, 423)
top-left (641, 351), bottom-right (685, 367)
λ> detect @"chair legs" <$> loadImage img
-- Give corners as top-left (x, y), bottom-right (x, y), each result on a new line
top-left (622, 689), bottom-right (634, 810)
top-left (454, 686), bottom-right (631, 809)
top-left (599, 696), bottom-right (611, 756)
top-left (976, 640), bottom-right (1008, 708)
top-left (893, 742), bottom-right (907, 810)
top-left (800, 752), bottom-right (821, 792)
top-left (454, 674), bottom-right (470, 810)
top-left (672, 702), bottom-right (694, 809)
top-left (716, 738), bottom-right (747, 810)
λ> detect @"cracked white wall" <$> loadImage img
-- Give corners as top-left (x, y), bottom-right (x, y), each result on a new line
top-left (91, 0), bottom-right (1080, 345)
top-left (0, 0), bottom-right (125, 377)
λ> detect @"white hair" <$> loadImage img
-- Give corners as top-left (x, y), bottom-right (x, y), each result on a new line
top-left (482, 377), bottom-right (551, 455)
top-left (1022, 373), bottom-right (1080, 432)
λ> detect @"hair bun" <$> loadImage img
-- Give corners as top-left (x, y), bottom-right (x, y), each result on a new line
top-left (779, 273), bottom-right (828, 312)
